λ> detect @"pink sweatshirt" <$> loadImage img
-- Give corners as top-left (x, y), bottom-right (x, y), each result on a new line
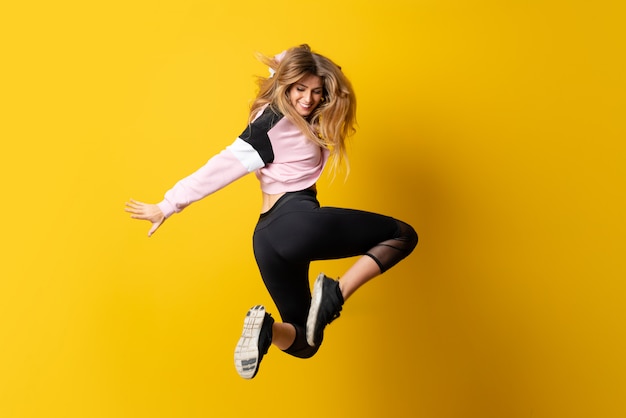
top-left (157, 106), bottom-right (329, 218)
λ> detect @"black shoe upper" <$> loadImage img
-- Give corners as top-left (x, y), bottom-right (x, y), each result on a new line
top-left (312, 275), bottom-right (344, 345)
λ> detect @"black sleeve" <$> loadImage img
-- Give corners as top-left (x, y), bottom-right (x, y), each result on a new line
top-left (238, 106), bottom-right (283, 165)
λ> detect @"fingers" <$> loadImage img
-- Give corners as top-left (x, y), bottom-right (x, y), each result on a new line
top-left (124, 199), bottom-right (165, 230)
top-left (125, 199), bottom-right (153, 219)
top-left (125, 199), bottom-right (165, 236)
top-left (124, 201), bottom-right (139, 214)
top-left (147, 219), bottom-right (163, 237)
top-left (124, 199), bottom-right (145, 213)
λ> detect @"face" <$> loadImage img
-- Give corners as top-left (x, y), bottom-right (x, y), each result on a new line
top-left (288, 73), bottom-right (324, 117)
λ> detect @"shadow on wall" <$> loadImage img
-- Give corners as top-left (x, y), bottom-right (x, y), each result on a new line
top-left (356, 126), bottom-right (533, 416)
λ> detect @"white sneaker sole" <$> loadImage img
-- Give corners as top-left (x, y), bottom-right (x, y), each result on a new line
top-left (306, 273), bottom-right (326, 346)
top-left (234, 305), bottom-right (266, 379)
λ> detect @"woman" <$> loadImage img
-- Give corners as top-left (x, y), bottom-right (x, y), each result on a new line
top-left (125, 44), bottom-right (418, 379)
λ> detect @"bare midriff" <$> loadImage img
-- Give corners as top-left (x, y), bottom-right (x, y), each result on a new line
top-left (261, 192), bottom-right (287, 213)
top-left (260, 184), bottom-right (316, 213)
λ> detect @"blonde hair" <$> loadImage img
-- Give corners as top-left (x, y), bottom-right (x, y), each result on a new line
top-left (250, 44), bottom-right (357, 174)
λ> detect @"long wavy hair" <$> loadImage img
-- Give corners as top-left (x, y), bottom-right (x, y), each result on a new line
top-left (250, 44), bottom-right (357, 174)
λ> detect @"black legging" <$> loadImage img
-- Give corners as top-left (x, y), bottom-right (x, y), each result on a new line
top-left (252, 188), bottom-right (418, 358)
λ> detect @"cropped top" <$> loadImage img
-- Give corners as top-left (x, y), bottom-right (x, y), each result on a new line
top-left (157, 105), bottom-right (329, 218)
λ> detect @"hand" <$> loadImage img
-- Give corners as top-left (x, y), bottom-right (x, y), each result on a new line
top-left (125, 199), bottom-right (166, 237)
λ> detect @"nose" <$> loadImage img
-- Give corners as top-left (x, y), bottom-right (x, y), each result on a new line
top-left (303, 90), bottom-right (312, 102)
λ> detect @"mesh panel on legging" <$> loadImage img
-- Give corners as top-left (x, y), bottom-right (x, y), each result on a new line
top-left (365, 219), bottom-right (418, 273)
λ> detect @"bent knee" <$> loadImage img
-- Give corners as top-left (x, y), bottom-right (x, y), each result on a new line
top-left (283, 343), bottom-right (320, 359)
top-left (397, 220), bottom-right (418, 254)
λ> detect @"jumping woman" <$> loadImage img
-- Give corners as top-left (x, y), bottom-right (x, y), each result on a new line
top-left (125, 44), bottom-right (417, 379)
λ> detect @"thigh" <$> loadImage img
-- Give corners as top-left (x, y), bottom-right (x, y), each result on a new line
top-left (269, 205), bottom-right (400, 262)
top-left (253, 228), bottom-right (312, 326)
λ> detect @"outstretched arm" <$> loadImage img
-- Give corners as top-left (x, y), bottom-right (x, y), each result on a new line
top-left (125, 146), bottom-right (261, 237)
top-left (125, 114), bottom-right (274, 237)
top-left (125, 199), bottom-right (165, 237)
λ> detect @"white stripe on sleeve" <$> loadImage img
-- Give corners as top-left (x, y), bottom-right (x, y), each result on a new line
top-left (227, 137), bottom-right (266, 172)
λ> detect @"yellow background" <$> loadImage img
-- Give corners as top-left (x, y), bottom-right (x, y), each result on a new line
top-left (1, 1), bottom-right (625, 417)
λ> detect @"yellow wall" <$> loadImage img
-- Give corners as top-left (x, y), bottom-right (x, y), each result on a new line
top-left (1, 1), bottom-right (624, 417)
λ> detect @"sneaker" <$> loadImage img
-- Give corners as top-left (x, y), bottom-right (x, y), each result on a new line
top-left (306, 273), bottom-right (344, 347)
top-left (234, 305), bottom-right (274, 379)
